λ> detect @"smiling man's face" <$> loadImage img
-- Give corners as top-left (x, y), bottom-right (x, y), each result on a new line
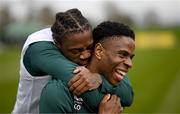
top-left (98, 36), bottom-right (135, 85)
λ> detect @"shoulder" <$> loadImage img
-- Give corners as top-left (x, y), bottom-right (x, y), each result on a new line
top-left (29, 41), bottom-right (56, 50)
top-left (42, 79), bottom-right (74, 105)
top-left (40, 79), bottom-right (74, 112)
top-left (43, 79), bottom-right (69, 96)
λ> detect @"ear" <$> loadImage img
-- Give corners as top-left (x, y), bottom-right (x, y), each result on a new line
top-left (94, 43), bottom-right (104, 60)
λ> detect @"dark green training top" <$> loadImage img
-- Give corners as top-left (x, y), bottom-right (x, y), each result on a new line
top-left (23, 41), bottom-right (134, 113)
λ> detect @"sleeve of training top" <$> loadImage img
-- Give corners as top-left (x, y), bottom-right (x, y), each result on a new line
top-left (26, 41), bottom-right (78, 82)
top-left (26, 41), bottom-right (133, 109)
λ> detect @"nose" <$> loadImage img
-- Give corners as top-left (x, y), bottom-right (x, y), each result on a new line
top-left (80, 50), bottom-right (91, 60)
top-left (124, 57), bottom-right (133, 68)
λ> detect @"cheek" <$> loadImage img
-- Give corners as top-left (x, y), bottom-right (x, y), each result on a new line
top-left (68, 53), bottom-right (79, 60)
top-left (63, 51), bottom-right (78, 61)
top-left (107, 56), bottom-right (122, 66)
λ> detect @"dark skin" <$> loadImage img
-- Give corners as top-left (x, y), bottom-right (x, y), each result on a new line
top-left (99, 94), bottom-right (123, 114)
top-left (56, 30), bottom-right (120, 113)
top-left (68, 66), bottom-right (102, 95)
top-left (70, 36), bottom-right (135, 91)
top-left (93, 36), bottom-right (135, 85)
top-left (96, 36), bottom-right (135, 113)
top-left (71, 36), bottom-right (135, 113)
top-left (55, 30), bottom-right (93, 66)
top-left (56, 30), bottom-right (102, 95)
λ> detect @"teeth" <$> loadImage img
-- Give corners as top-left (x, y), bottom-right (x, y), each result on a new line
top-left (117, 70), bottom-right (126, 76)
top-left (119, 71), bottom-right (126, 76)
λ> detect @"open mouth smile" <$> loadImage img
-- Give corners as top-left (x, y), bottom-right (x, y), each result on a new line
top-left (114, 69), bottom-right (127, 81)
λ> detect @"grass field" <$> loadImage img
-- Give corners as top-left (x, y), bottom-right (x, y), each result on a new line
top-left (0, 46), bottom-right (180, 113)
top-left (0, 47), bottom-right (21, 112)
top-left (125, 48), bottom-right (180, 113)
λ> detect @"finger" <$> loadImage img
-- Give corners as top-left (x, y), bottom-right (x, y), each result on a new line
top-left (109, 95), bottom-right (117, 103)
top-left (73, 66), bottom-right (86, 73)
top-left (68, 74), bottom-right (81, 86)
top-left (72, 81), bottom-right (87, 96)
top-left (69, 77), bottom-right (84, 92)
top-left (72, 75), bottom-right (96, 95)
top-left (84, 78), bottom-right (96, 91)
top-left (109, 95), bottom-right (119, 108)
top-left (113, 97), bottom-right (122, 113)
top-left (117, 97), bottom-right (122, 113)
top-left (114, 106), bottom-right (122, 114)
top-left (120, 107), bottom-right (123, 113)
top-left (76, 80), bottom-right (95, 95)
top-left (117, 97), bottom-right (121, 106)
top-left (101, 94), bottom-right (111, 104)
top-left (113, 106), bottom-right (120, 114)
top-left (109, 96), bottom-right (121, 113)
top-left (73, 66), bottom-right (82, 73)
top-left (114, 105), bottom-right (122, 114)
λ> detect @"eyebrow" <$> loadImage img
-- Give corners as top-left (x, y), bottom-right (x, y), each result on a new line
top-left (118, 50), bottom-right (135, 56)
top-left (70, 48), bottom-right (84, 51)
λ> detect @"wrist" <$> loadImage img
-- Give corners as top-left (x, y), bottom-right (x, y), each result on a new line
top-left (96, 73), bottom-right (102, 85)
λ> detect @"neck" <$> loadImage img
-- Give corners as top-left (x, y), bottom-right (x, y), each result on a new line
top-left (87, 56), bottom-right (99, 73)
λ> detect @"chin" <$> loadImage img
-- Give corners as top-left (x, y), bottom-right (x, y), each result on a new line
top-left (110, 80), bottom-right (120, 86)
top-left (113, 82), bottom-right (120, 86)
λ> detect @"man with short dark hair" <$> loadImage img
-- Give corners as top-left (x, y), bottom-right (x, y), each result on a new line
top-left (13, 9), bottom-right (134, 113)
top-left (40, 21), bottom-right (135, 113)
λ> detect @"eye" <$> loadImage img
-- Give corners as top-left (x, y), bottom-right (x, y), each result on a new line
top-left (118, 51), bottom-right (128, 58)
top-left (70, 49), bottom-right (83, 55)
top-left (130, 55), bottom-right (135, 60)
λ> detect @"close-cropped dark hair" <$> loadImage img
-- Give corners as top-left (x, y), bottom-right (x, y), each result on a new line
top-left (93, 21), bottom-right (135, 45)
top-left (51, 8), bottom-right (92, 43)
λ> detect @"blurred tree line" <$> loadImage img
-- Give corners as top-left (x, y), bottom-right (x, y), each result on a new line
top-left (0, 3), bottom-right (54, 45)
top-left (0, 1), bottom-right (179, 46)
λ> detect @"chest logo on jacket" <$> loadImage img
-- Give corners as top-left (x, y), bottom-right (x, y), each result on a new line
top-left (74, 96), bottom-right (83, 110)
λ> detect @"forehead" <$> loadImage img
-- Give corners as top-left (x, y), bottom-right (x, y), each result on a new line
top-left (62, 30), bottom-right (93, 48)
top-left (103, 36), bottom-right (135, 52)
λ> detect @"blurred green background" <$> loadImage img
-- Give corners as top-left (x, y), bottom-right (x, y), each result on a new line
top-left (0, 0), bottom-right (180, 113)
